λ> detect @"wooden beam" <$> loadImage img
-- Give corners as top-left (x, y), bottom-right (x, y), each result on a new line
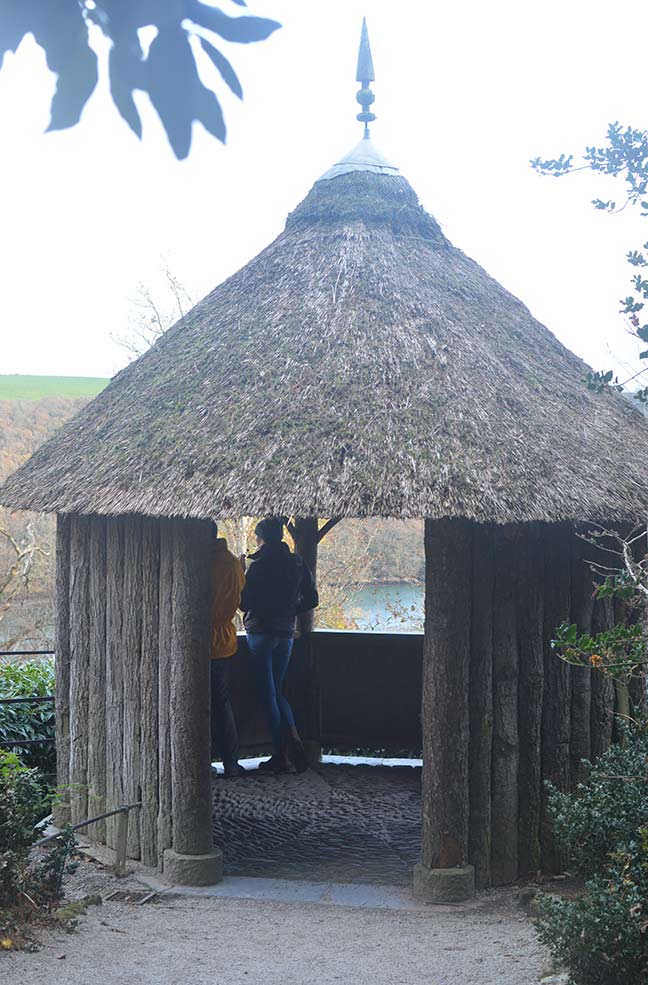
top-left (517, 523), bottom-right (544, 877)
top-left (53, 514), bottom-right (71, 826)
top-left (69, 515), bottom-right (92, 824)
top-left (169, 518), bottom-right (213, 856)
top-left (86, 516), bottom-right (107, 841)
top-left (541, 523), bottom-right (572, 874)
top-left (421, 518), bottom-right (472, 869)
top-left (491, 525), bottom-right (519, 886)
top-left (468, 523), bottom-right (494, 889)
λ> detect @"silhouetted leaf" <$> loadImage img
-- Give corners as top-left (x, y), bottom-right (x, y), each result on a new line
top-left (196, 76), bottom-right (226, 142)
top-left (199, 37), bottom-right (243, 99)
top-left (187, 2), bottom-right (280, 43)
top-left (147, 27), bottom-right (195, 159)
top-left (0, 0), bottom-right (33, 69)
top-left (109, 32), bottom-right (145, 137)
top-left (30, 1), bottom-right (97, 130)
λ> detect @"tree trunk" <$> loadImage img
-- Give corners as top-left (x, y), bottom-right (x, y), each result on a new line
top-left (292, 517), bottom-right (318, 635)
top-left (86, 516), bottom-right (107, 841)
top-left (569, 531), bottom-right (595, 786)
top-left (140, 518), bottom-right (160, 867)
top-left (590, 597), bottom-right (615, 760)
top-left (54, 515), bottom-right (71, 825)
top-left (491, 525), bottom-right (519, 885)
top-left (468, 523), bottom-right (494, 889)
top-left (517, 523), bottom-right (544, 877)
top-left (105, 518), bottom-right (126, 850)
top-left (157, 519), bottom-right (174, 865)
top-left (421, 518), bottom-right (472, 869)
top-left (541, 523), bottom-right (572, 873)
top-left (170, 518), bottom-right (213, 856)
top-left (122, 518), bottom-right (143, 858)
top-left (68, 515), bottom-right (92, 823)
top-left (291, 517), bottom-right (321, 752)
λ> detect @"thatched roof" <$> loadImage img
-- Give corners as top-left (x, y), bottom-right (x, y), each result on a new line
top-left (3, 149), bottom-right (648, 524)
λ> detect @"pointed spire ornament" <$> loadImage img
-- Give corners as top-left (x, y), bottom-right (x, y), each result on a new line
top-left (356, 18), bottom-right (376, 139)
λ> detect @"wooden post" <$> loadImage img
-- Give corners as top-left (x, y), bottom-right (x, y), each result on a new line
top-left (157, 519), bottom-right (174, 866)
top-left (169, 518), bottom-right (213, 857)
top-left (53, 514), bottom-right (71, 826)
top-left (541, 523), bottom-right (572, 873)
top-left (468, 523), bottom-right (494, 889)
top-left (115, 808), bottom-right (128, 878)
top-left (420, 518), bottom-right (472, 869)
top-left (68, 515), bottom-right (92, 823)
top-left (291, 517), bottom-right (321, 758)
top-left (86, 516), bottom-right (107, 841)
top-left (140, 518), bottom-right (160, 867)
top-left (491, 525), bottom-right (519, 886)
top-left (105, 518), bottom-right (125, 850)
top-left (590, 596), bottom-right (615, 760)
top-left (517, 523), bottom-right (544, 877)
top-left (122, 518), bottom-right (143, 859)
top-left (569, 530), bottom-right (595, 787)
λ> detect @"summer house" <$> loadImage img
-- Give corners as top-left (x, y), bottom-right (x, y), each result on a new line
top-left (3, 23), bottom-right (648, 901)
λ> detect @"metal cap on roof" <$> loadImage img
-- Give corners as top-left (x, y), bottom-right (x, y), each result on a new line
top-left (318, 138), bottom-right (400, 182)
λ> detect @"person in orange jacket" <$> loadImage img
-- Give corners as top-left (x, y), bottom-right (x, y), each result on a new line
top-left (210, 522), bottom-right (246, 778)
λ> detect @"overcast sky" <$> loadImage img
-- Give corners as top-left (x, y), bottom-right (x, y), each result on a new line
top-left (1, 0), bottom-right (647, 380)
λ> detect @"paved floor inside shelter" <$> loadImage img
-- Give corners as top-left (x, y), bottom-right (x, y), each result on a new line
top-left (211, 761), bottom-right (422, 886)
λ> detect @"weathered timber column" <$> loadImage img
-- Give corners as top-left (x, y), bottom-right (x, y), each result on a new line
top-left (291, 517), bottom-right (322, 763)
top-left (140, 518), bottom-right (160, 867)
top-left (53, 515), bottom-right (71, 825)
top-left (69, 515), bottom-right (92, 823)
top-left (491, 526), bottom-right (519, 886)
top-left (163, 517), bottom-right (222, 886)
top-left (414, 518), bottom-right (474, 903)
top-left (590, 596), bottom-right (614, 760)
top-left (86, 516), bottom-right (107, 841)
top-left (541, 523), bottom-right (572, 873)
top-left (122, 518), bottom-right (143, 858)
top-left (105, 519), bottom-right (126, 850)
top-left (570, 531), bottom-right (595, 786)
top-left (517, 523), bottom-right (544, 877)
top-left (158, 520), bottom-right (174, 867)
top-left (468, 523), bottom-right (494, 889)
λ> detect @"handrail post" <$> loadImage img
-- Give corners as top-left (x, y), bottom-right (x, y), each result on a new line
top-left (115, 807), bottom-right (128, 877)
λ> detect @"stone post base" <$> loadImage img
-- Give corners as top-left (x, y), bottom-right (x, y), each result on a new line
top-left (413, 863), bottom-right (475, 903)
top-left (163, 848), bottom-right (223, 887)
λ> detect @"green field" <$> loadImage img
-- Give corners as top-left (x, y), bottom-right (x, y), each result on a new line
top-left (0, 375), bottom-right (110, 401)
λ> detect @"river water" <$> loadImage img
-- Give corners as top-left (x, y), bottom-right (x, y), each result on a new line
top-left (343, 583), bottom-right (424, 633)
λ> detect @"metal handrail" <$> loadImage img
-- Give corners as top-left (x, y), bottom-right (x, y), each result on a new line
top-left (36, 802), bottom-right (143, 877)
top-left (0, 650), bottom-right (55, 657)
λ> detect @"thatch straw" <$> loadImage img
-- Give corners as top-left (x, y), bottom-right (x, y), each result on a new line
top-left (2, 170), bottom-right (648, 524)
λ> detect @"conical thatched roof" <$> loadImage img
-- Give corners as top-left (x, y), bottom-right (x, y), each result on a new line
top-left (3, 149), bottom-right (648, 523)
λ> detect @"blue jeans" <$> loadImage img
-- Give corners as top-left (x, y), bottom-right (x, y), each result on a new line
top-left (247, 634), bottom-right (295, 756)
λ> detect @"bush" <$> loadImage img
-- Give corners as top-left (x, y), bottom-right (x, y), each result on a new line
top-left (0, 659), bottom-right (55, 776)
top-left (0, 750), bottom-right (46, 906)
top-left (537, 719), bottom-right (648, 985)
top-left (0, 749), bottom-right (76, 917)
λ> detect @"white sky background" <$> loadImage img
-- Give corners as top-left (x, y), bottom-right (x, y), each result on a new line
top-left (1, 0), bottom-right (647, 379)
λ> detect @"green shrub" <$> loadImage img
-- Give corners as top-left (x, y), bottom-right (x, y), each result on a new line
top-left (547, 720), bottom-right (648, 878)
top-left (537, 719), bottom-right (648, 985)
top-left (0, 750), bottom-right (76, 913)
top-left (0, 750), bottom-right (46, 906)
top-left (0, 659), bottom-right (55, 776)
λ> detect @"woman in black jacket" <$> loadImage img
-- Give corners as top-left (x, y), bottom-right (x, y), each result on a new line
top-left (240, 516), bottom-right (319, 774)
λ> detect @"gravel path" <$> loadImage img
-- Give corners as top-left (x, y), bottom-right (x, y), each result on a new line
top-left (2, 890), bottom-right (547, 985)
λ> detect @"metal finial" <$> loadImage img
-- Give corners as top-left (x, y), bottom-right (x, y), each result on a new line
top-left (356, 17), bottom-right (376, 140)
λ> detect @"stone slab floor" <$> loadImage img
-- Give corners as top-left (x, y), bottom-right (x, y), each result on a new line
top-left (212, 762), bottom-right (422, 885)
